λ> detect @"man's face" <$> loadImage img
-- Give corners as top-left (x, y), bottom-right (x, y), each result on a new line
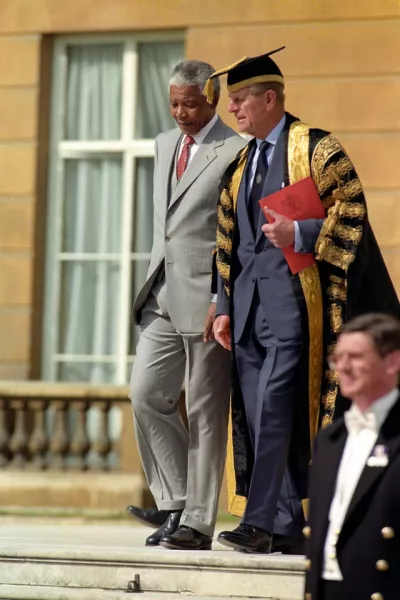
top-left (228, 87), bottom-right (272, 137)
top-left (331, 332), bottom-right (398, 401)
top-left (169, 85), bottom-right (216, 136)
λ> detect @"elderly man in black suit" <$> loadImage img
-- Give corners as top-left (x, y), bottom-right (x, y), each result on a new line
top-left (305, 312), bottom-right (400, 600)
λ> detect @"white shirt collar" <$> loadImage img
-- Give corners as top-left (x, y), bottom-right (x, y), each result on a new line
top-left (255, 114), bottom-right (286, 149)
top-left (190, 113), bottom-right (219, 146)
top-left (346, 388), bottom-right (399, 433)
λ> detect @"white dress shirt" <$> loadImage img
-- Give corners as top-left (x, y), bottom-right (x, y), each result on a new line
top-left (176, 113), bottom-right (218, 167)
top-left (247, 114), bottom-right (286, 193)
top-left (212, 114), bottom-right (289, 305)
top-left (322, 387), bottom-right (399, 580)
top-left (246, 115), bottom-right (307, 252)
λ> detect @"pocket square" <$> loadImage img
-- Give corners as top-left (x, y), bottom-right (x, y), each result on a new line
top-left (367, 444), bottom-right (389, 468)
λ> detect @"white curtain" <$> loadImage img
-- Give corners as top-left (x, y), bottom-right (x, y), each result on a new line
top-left (130, 156), bottom-right (155, 354)
top-left (66, 45), bottom-right (122, 140)
top-left (60, 158), bottom-right (122, 383)
top-left (58, 41), bottom-right (183, 384)
top-left (136, 42), bottom-right (184, 138)
top-left (60, 45), bottom-right (123, 383)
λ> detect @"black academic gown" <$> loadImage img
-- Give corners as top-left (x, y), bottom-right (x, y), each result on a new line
top-left (213, 115), bottom-right (400, 502)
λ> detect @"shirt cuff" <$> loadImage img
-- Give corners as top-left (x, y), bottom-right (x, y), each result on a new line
top-left (294, 221), bottom-right (303, 253)
top-left (211, 294), bottom-right (217, 303)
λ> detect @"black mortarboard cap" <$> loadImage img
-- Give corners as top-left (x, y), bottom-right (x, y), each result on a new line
top-left (203, 46), bottom-right (285, 103)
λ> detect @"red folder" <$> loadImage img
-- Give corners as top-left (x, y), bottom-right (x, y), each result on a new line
top-left (259, 176), bottom-right (326, 274)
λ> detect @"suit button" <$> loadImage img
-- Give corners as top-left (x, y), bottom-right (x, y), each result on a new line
top-left (165, 236), bottom-right (171, 242)
top-left (251, 276), bottom-right (256, 283)
top-left (376, 560), bottom-right (389, 571)
top-left (303, 526), bottom-right (311, 539)
top-left (371, 594), bottom-right (384, 600)
top-left (381, 527), bottom-right (395, 539)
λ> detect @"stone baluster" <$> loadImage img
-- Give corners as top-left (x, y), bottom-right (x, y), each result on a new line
top-left (8, 399), bottom-right (28, 469)
top-left (91, 400), bottom-right (111, 470)
top-left (0, 398), bottom-right (10, 468)
top-left (49, 400), bottom-right (69, 470)
top-left (28, 399), bottom-right (49, 470)
top-left (70, 400), bottom-right (89, 471)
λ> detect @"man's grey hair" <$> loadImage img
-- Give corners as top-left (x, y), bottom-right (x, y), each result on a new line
top-left (249, 81), bottom-right (285, 105)
top-left (170, 60), bottom-right (221, 98)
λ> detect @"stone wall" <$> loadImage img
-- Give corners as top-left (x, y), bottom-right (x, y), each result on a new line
top-left (0, 33), bottom-right (40, 379)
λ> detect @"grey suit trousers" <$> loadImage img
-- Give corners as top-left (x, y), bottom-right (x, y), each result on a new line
top-left (130, 279), bottom-right (230, 536)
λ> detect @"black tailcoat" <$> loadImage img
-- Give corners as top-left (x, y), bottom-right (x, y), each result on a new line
top-left (305, 394), bottom-right (400, 600)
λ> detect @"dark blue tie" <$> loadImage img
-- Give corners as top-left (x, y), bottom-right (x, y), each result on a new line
top-left (248, 140), bottom-right (269, 236)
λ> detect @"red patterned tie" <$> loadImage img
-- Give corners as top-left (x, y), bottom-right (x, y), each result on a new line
top-left (176, 135), bottom-right (195, 180)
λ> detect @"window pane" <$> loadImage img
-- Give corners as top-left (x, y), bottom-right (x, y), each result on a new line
top-left (66, 44), bottom-right (123, 140)
top-left (129, 258), bottom-right (151, 356)
top-left (131, 157), bottom-right (154, 253)
top-left (57, 362), bottom-right (115, 383)
top-left (135, 42), bottom-right (184, 138)
top-left (130, 157), bottom-right (154, 355)
top-left (58, 261), bottom-right (120, 356)
top-left (63, 157), bottom-right (123, 253)
top-left (44, 36), bottom-right (185, 384)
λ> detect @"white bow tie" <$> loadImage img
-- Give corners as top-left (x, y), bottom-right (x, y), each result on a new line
top-left (345, 408), bottom-right (377, 434)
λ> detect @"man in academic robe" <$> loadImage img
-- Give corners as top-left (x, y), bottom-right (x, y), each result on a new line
top-left (205, 48), bottom-right (400, 554)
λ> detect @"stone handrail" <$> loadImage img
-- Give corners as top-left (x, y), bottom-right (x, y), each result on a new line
top-left (0, 381), bottom-right (131, 472)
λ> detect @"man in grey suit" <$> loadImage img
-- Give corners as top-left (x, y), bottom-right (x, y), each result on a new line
top-left (129, 60), bottom-right (245, 551)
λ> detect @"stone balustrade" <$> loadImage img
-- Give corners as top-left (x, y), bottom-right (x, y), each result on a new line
top-left (0, 382), bottom-right (131, 472)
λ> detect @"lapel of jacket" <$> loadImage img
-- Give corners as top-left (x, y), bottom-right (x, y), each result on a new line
top-left (340, 396), bottom-right (400, 535)
top-left (162, 129), bottom-right (182, 210)
top-left (254, 126), bottom-right (286, 246)
top-left (311, 422), bottom-right (348, 555)
top-left (239, 140), bottom-right (257, 241)
top-left (168, 117), bottom-right (225, 211)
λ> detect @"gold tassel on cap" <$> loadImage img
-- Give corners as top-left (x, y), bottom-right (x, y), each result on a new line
top-left (203, 78), bottom-right (215, 104)
top-left (202, 56), bottom-right (248, 103)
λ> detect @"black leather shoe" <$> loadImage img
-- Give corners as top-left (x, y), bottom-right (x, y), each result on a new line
top-left (145, 511), bottom-right (182, 547)
top-left (217, 524), bottom-right (272, 553)
top-left (160, 525), bottom-right (212, 550)
top-left (271, 534), bottom-right (305, 555)
top-left (126, 505), bottom-right (174, 528)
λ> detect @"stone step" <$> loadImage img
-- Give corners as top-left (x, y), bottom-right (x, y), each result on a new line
top-left (0, 523), bottom-right (305, 600)
top-left (0, 589), bottom-right (264, 600)
top-left (0, 471), bottom-right (144, 511)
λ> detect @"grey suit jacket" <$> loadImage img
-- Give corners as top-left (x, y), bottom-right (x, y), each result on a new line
top-left (132, 116), bottom-right (246, 333)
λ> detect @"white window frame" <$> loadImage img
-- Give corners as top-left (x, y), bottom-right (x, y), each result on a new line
top-left (43, 32), bottom-right (184, 384)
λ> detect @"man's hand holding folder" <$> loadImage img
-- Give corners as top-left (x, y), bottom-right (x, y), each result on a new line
top-left (259, 176), bottom-right (326, 275)
top-left (261, 208), bottom-right (296, 249)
